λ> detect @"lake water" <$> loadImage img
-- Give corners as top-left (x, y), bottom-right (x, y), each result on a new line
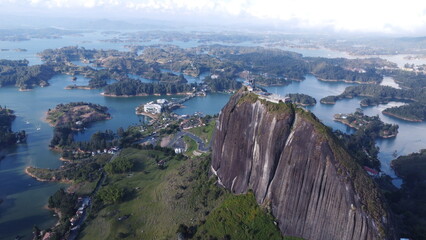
top-left (1, 31), bottom-right (426, 239)
top-left (264, 75), bottom-right (426, 177)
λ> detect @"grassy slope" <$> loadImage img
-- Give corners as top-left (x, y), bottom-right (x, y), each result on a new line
top-left (79, 148), bottom-right (223, 240)
top-left (183, 135), bottom-right (198, 156)
top-left (194, 192), bottom-right (287, 240)
top-left (187, 120), bottom-right (216, 144)
top-left (79, 146), bottom-right (284, 240)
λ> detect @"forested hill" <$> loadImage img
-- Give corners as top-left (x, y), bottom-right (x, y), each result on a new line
top-left (0, 106), bottom-right (26, 149)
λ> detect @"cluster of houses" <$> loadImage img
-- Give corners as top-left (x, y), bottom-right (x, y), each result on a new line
top-left (70, 197), bottom-right (90, 229)
top-left (90, 146), bottom-right (120, 156)
top-left (180, 117), bottom-right (205, 130)
top-left (403, 63), bottom-right (426, 74)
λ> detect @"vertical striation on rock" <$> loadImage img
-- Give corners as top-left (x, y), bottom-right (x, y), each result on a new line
top-left (212, 89), bottom-right (395, 240)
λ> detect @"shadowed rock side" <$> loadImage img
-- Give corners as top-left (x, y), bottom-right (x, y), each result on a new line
top-left (212, 90), bottom-right (395, 240)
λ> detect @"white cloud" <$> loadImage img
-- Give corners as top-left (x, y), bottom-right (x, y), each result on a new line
top-left (2, 0), bottom-right (426, 33)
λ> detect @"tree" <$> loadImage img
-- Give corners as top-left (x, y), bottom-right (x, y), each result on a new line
top-left (97, 185), bottom-right (124, 204)
top-left (105, 157), bottom-right (134, 174)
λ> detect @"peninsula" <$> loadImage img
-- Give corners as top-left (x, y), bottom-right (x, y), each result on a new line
top-left (46, 102), bottom-right (111, 131)
top-left (334, 110), bottom-right (399, 138)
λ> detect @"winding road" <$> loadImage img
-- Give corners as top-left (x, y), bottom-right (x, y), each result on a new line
top-left (168, 131), bottom-right (210, 152)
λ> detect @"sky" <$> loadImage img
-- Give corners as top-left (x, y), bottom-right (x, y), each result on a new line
top-left (1, 0), bottom-right (426, 34)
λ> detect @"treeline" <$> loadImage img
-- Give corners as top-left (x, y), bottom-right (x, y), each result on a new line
top-left (87, 69), bottom-right (114, 88)
top-left (327, 84), bottom-right (426, 103)
top-left (333, 129), bottom-right (381, 170)
top-left (385, 150), bottom-right (426, 239)
top-left (103, 79), bottom-right (198, 96)
top-left (309, 61), bottom-right (382, 83)
top-left (204, 76), bottom-right (242, 92)
top-left (0, 60), bottom-right (56, 89)
top-left (39, 46), bottom-right (135, 63)
top-left (286, 93), bottom-right (317, 106)
top-left (0, 106), bottom-right (26, 148)
top-left (53, 129), bottom-right (119, 155)
top-left (27, 154), bottom-right (110, 183)
top-left (209, 46), bottom-right (308, 80)
top-left (388, 70), bottom-right (426, 89)
top-left (383, 103), bottom-right (426, 121)
top-left (43, 188), bottom-right (77, 239)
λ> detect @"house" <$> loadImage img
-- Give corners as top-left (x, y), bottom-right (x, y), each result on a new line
top-left (363, 166), bottom-right (379, 176)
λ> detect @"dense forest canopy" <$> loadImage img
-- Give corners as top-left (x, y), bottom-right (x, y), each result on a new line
top-left (0, 106), bottom-right (26, 148)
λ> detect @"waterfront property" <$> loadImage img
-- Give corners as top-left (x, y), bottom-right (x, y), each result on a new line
top-left (142, 99), bottom-right (169, 114)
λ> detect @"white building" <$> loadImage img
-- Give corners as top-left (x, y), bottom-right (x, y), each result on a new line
top-left (144, 102), bottom-right (163, 114)
top-left (156, 99), bottom-right (168, 105)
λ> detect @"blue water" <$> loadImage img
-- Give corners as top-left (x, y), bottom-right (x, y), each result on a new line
top-left (1, 31), bottom-right (426, 239)
top-left (265, 75), bottom-right (426, 177)
top-left (173, 93), bottom-right (231, 116)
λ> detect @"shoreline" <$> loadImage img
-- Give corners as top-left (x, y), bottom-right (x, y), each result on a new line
top-left (320, 100), bottom-right (336, 105)
top-left (25, 166), bottom-right (51, 182)
top-left (65, 85), bottom-right (93, 90)
top-left (317, 78), bottom-right (378, 84)
top-left (43, 205), bottom-right (62, 227)
top-left (25, 166), bottom-right (73, 183)
top-left (101, 91), bottom-right (194, 98)
top-left (382, 111), bottom-right (423, 122)
top-left (334, 118), bottom-right (398, 138)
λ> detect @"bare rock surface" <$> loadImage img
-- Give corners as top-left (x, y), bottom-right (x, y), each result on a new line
top-left (212, 90), bottom-right (395, 240)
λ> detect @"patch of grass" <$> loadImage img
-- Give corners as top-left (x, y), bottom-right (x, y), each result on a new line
top-left (194, 192), bottom-right (283, 240)
top-left (73, 180), bottom-right (98, 195)
top-left (79, 148), bottom-right (225, 240)
top-left (183, 135), bottom-right (198, 156)
top-left (187, 120), bottom-right (216, 144)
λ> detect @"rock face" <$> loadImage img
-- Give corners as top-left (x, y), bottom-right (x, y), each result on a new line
top-left (212, 90), bottom-right (395, 240)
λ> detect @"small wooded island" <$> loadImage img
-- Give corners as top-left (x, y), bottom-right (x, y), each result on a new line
top-left (46, 102), bottom-right (111, 131)
top-left (286, 93), bottom-right (317, 106)
top-left (334, 110), bottom-right (398, 138)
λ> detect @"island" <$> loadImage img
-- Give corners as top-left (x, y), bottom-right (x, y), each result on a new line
top-left (334, 110), bottom-right (398, 138)
top-left (286, 93), bottom-right (317, 106)
top-left (46, 102), bottom-right (111, 131)
top-left (47, 102), bottom-right (111, 149)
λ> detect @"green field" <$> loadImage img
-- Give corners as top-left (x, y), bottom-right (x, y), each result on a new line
top-left (79, 148), bottom-right (224, 239)
top-left (187, 120), bottom-right (216, 144)
top-left (79, 147), bottom-right (286, 240)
